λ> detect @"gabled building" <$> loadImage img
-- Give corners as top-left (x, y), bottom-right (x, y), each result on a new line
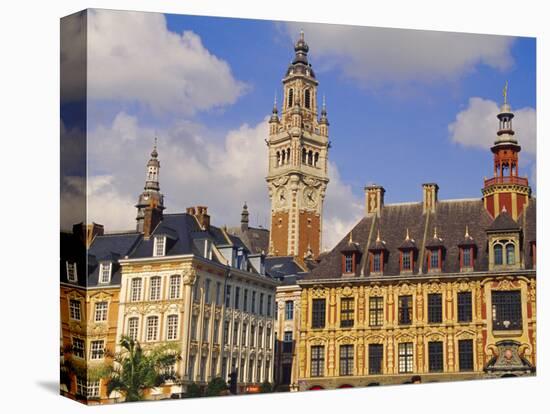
top-left (295, 94), bottom-right (536, 390)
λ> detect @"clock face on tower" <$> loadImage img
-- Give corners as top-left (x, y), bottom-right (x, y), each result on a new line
top-left (303, 186), bottom-right (318, 208)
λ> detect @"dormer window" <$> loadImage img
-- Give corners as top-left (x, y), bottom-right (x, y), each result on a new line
top-left (401, 250), bottom-right (413, 272)
top-left (204, 239), bottom-right (212, 260)
top-left (99, 262), bottom-right (112, 284)
top-left (153, 236), bottom-right (166, 257)
top-left (369, 231), bottom-right (387, 275)
top-left (372, 252), bottom-right (382, 272)
top-left (341, 232), bottom-right (361, 275)
top-left (66, 261), bottom-right (78, 282)
top-left (459, 226), bottom-right (476, 271)
top-left (493, 240), bottom-right (516, 266)
top-left (427, 249), bottom-right (442, 272)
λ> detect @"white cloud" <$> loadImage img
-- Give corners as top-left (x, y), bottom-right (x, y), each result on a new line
top-left (87, 9), bottom-right (247, 114)
top-left (448, 97), bottom-right (536, 155)
top-left (284, 22), bottom-right (515, 87)
top-left (85, 112), bottom-right (360, 250)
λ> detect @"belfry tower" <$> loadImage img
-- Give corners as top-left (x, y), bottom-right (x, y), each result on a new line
top-left (266, 32), bottom-right (330, 262)
top-left (135, 138), bottom-right (165, 232)
top-left (482, 83), bottom-right (532, 220)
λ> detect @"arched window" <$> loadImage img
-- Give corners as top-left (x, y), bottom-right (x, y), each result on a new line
top-left (276, 151), bottom-right (281, 166)
top-left (304, 89), bottom-right (311, 109)
top-left (281, 150), bottom-right (286, 165)
top-left (314, 152), bottom-right (319, 167)
top-left (494, 244), bottom-right (503, 265)
top-left (286, 148), bottom-right (291, 164)
top-left (308, 150), bottom-right (313, 165)
top-left (506, 243), bottom-right (515, 264)
top-left (302, 148), bottom-right (307, 164)
top-left (288, 89), bottom-right (294, 108)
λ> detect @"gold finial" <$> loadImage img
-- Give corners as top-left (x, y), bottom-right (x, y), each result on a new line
top-left (349, 231), bottom-right (353, 244)
top-left (405, 228), bottom-right (410, 241)
top-left (433, 226), bottom-right (438, 239)
top-left (300, 30), bottom-right (304, 41)
top-left (503, 80), bottom-right (508, 105)
top-left (465, 225), bottom-right (470, 238)
top-left (376, 229), bottom-right (381, 243)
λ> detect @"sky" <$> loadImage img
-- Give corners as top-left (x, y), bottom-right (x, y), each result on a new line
top-left (60, 9), bottom-right (536, 250)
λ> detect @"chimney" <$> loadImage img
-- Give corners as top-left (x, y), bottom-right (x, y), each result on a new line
top-left (365, 184), bottom-right (385, 217)
top-left (422, 183), bottom-right (439, 214)
top-left (188, 205), bottom-right (210, 231)
top-left (143, 198), bottom-right (163, 238)
top-left (73, 222), bottom-right (104, 248)
top-left (241, 202), bottom-right (249, 231)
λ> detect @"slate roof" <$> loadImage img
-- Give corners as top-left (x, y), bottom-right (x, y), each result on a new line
top-left (265, 256), bottom-right (307, 285)
top-left (226, 225), bottom-right (270, 255)
top-left (305, 198), bottom-right (536, 280)
top-left (87, 232), bottom-right (142, 287)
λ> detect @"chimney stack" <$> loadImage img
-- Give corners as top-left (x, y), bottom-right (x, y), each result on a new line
top-left (422, 183), bottom-right (439, 214)
top-left (187, 205), bottom-right (210, 231)
top-left (365, 184), bottom-right (385, 217)
top-left (143, 198), bottom-right (163, 238)
top-left (73, 222), bottom-right (104, 248)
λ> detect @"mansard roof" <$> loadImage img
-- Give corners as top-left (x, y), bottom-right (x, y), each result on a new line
top-left (226, 225), bottom-right (270, 255)
top-left (304, 198), bottom-right (536, 280)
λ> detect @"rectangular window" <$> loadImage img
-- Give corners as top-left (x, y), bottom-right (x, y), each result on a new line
top-left (285, 300), bottom-right (294, 320)
top-left (344, 253), bottom-right (354, 273)
top-left (204, 279), bottom-right (211, 304)
top-left (99, 262), bottom-right (111, 284)
top-left (266, 327), bottom-right (272, 349)
top-left (188, 355), bottom-right (196, 380)
top-left (167, 314), bottom-right (178, 340)
top-left (251, 291), bottom-right (257, 313)
top-left (131, 278), bottom-right (142, 302)
top-left (340, 297), bottom-right (355, 328)
top-left (77, 378), bottom-right (99, 398)
top-left (243, 289), bottom-right (248, 312)
top-left (240, 358), bottom-right (245, 382)
top-left (339, 345), bottom-right (354, 376)
top-left (428, 341), bottom-right (444, 372)
top-left (90, 340), bottom-right (104, 360)
top-left (248, 359), bottom-right (254, 382)
top-left (373, 252), bottom-right (382, 273)
top-left (193, 277), bottom-right (201, 302)
top-left (250, 325), bottom-right (256, 347)
top-left (223, 320), bottom-right (230, 345)
top-left (149, 276), bottom-right (161, 301)
top-left (66, 262), bottom-right (77, 282)
top-left (258, 326), bottom-right (263, 348)
top-left (458, 339), bottom-right (474, 371)
top-left (191, 315), bottom-right (198, 341)
top-left (430, 250), bottom-right (440, 269)
top-left (241, 323), bottom-right (247, 346)
top-left (213, 319), bottom-right (220, 344)
top-left (259, 293), bottom-right (264, 315)
top-left (462, 248), bottom-right (472, 267)
top-left (257, 360), bottom-right (262, 382)
top-left (427, 293), bottom-right (443, 323)
top-left (402, 251), bottom-right (412, 271)
top-left (203, 317), bottom-right (210, 342)
top-left (267, 295), bottom-right (273, 316)
top-left (72, 337), bottom-right (84, 358)
top-left (154, 236), bottom-right (166, 257)
top-left (222, 357), bottom-right (228, 380)
top-left (234, 287), bottom-right (241, 310)
top-left (69, 299), bottom-right (81, 321)
top-left (398, 295), bottom-right (412, 325)
top-left (312, 299), bottom-right (326, 329)
top-left (233, 322), bottom-right (239, 345)
top-left (492, 290), bottom-right (522, 330)
top-left (94, 301), bottom-right (108, 322)
top-left (211, 356), bottom-right (218, 379)
top-left (311, 345), bottom-right (325, 377)
top-left (369, 296), bottom-right (384, 327)
top-left (215, 282), bottom-right (222, 306)
top-left (283, 331), bottom-right (293, 353)
top-left (169, 275), bottom-right (181, 300)
top-left (398, 342), bottom-right (413, 373)
top-left (200, 356), bottom-right (207, 382)
top-left (127, 317), bottom-right (139, 341)
top-left (146, 316), bottom-right (159, 341)
top-left (225, 285), bottom-right (231, 308)
top-left (368, 344), bottom-right (383, 375)
top-left (457, 292), bottom-right (472, 323)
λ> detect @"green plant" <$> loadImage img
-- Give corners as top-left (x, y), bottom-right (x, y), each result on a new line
top-left (259, 381), bottom-right (273, 393)
top-left (106, 335), bottom-right (181, 402)
top-left (185, 382), bottom-right (202, 398)
top-left (205, 377), bottom-right (228, 397)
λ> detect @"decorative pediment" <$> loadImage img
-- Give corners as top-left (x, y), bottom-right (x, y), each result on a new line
top-left (336, 334), bottom-right (356, 344)
top-left (90, 291), bottom-right (113, 302)
top-left (311, 286), bottom-right (328, 298)
top-left (485, 340), bottom-right (535, 374)
top-left (495, 278), bottom-right (517, 291)
top-left (426, 281), bottom-right (442, 293)
top-left (455, 329), bottom-right (476, 340)
top-left (365, 334), bottom-right (385, 344)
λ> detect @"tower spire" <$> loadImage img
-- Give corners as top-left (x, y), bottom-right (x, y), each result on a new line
top-left (135, 136), bottom-right (165, 232)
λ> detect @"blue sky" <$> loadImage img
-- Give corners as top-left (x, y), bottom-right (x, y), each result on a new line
top-left (62, 9), bottom-right (536, 248)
